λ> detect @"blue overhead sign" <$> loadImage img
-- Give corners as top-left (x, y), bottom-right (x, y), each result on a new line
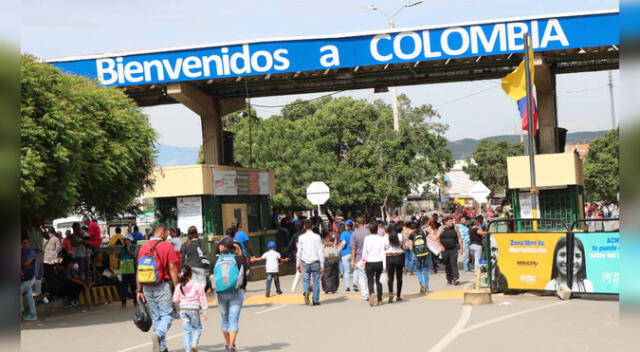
top-left (48, 10), bottom-right (618, 87)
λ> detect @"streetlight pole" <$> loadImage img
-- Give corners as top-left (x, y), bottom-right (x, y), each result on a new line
top-left (367, 1), bottom-right (423, 132)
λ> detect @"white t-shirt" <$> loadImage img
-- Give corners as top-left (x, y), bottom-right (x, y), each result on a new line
top-left (262, 249), bottom-right (281, 273)
top-left (171, 237), bottom-right (182, 252)
top-left (362, 234), bottom-right (387, 270)
top-left (383, 233), bottom-right (404, 254)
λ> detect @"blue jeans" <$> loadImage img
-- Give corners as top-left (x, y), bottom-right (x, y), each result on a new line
top-left (415, 255), bottom-right (432, 290)
top-left (404, 249), bottom-right (415, 273)
top-left (463, 244), bottom-right (471, 272)
top-left (180, 310), bottom-right (202, 351)
top-left (302, 261), bottom-right (321, 303)
top-left (470, 244), bottom-right (483, 272)
top-left (217, 289), bottom-right (244, 332)
top-left (21, 278), bottom-right (36, 316)
top-left (340, 255), bottom-right (352, 290)
top-left (142, 281), bottom-right (174, 351)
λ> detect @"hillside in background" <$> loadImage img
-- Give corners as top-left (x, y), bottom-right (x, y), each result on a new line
top-left (155, 130), bottom-right (607, 166)
top-left (447, 130), bottom-right (606, 160)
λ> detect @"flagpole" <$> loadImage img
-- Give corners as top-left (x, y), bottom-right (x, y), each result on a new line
top-left (523, 33), bottom-right (539, 231)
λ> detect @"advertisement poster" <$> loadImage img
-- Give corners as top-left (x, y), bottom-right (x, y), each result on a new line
top-left (575, 232), bottom-right (619, 294)
top-left (259, 172), bottom-right (271, 195)
top-left (491, 232), bottom-right (565, 291)
top-left (213, 170), bottom-right (238, 195)
top-left (518, 193), bottom-right (539, 218)
top-left (177, 196), bottom-right (203, 233)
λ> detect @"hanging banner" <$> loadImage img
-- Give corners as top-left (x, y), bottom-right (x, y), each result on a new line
top-left (177, 196), bottom-right (203, 233)
top-left (575, 232), bottom-right (619, 294)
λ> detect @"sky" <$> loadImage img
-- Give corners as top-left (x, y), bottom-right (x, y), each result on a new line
top-left (21, 0), bottom-right (619, 148)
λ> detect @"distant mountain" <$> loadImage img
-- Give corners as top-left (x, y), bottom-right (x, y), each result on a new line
top-left (156, 130), bottom-right (606, 166)
top-left (156, 145), bottom-right (199, 166)
top-left (447, 130), bottom-right (606, 160)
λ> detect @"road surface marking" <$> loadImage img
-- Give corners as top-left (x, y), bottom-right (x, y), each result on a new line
top-left (114, 332), bottom-right (183, 352)
top-left (428, 305), bottom-right (473, 352)
top-left (256, 304), bottom-right (287, 315)
top-left (462, 300), bottom-right (569, 333)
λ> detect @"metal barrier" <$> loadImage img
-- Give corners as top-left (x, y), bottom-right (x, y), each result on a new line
top-left (485, 218), bottom-right (619, 296)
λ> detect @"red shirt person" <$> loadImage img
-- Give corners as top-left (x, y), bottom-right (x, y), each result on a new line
top-left (85, 218), bottom-right (102, 248)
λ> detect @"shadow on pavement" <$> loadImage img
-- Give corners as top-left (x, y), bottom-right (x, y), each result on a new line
top-left (198, 342), bottom-right (290, 352)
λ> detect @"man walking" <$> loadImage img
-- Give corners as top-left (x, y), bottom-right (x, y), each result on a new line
top-left (296, 219), bottom-right (324, 306)
top-left (136, 223), bottom-right (180, 352)
top-left (350, 216), bottom-right (370, 301)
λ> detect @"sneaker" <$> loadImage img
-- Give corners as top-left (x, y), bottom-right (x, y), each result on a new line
top-left (447, 280), bottom-right (452, 285)
top-left (346, 288), bottom-right (351, 293)
top-left (228, 346), bottom-right (237, 352)
top-left (276, 290), bottom-right (283, 295)
top-left (303, 291), bottom-right (310, 305)
top-left (353, 285), bottom-right (359, 292)
top-left (312, 302), bottom-right (321, 306)
top-left (419, 285), bottom-right (425, 294)
top-left (151, 334), bottom-right (161, 352)
top-left (453, 279), bottom-right (460, 286)
top-left (388, 295), bottom-right (395, 304)
top-left (266, 292), bottom-right (270, 298)
top-left (22, 314), bottom-right (37, 321)
top-left (396, 297), bottom-right (403, 302)
top-left (368, 295), bottom-right (376, 307)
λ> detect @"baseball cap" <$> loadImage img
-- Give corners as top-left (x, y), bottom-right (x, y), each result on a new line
top-left (124, 234), bottom-right (134, 242)
top-left (267, 241), bottom-right (276, 249)
top-left (345, 219), bottom-right (353, 226)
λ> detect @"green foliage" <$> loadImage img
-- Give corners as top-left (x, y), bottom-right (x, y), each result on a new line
top-left (20, 55), bottom-right (157, 221)
top-left (463, 139), bottom-right (524, 194)
top-left (228, 94), bottom-right (453, 214)
top-left (584, 128), bottom-right (619, 202)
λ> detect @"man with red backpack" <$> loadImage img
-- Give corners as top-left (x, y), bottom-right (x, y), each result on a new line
top-left (136, 223), bottom-right (180, 352)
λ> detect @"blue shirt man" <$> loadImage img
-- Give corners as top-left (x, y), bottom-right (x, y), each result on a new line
top-left (131, 226), bottom-right (144, 245)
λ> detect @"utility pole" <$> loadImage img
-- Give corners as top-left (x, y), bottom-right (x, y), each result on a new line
top-left (608, 70), bottom-right (616, 129)
top-left (366, 1), bottom-right (423, 132)
top-left (523, 33), bottom-right (539, 231)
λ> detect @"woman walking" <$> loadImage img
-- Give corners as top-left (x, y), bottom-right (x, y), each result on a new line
top-left (362, 222), bottom-right (386, 307)
top-left (214, 236), bottom-right (249, 352)
top-left (400, 221), bottom-right (415, 275)
top-left (436, 217), bottom-right (463, 285)
top-left (384, 223), bottom-right (405, 303)
top-left (181, 226), bottom-right (210, 288)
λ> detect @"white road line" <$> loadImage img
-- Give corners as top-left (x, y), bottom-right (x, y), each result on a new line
top-left (428, 305), bottom-right (473, 352)
top-left (114, 332), bottom-right (183, 352)
top-left (255, 304), bottom-right (287, 315)
top-left (462, 300), bottom-right (569, 334)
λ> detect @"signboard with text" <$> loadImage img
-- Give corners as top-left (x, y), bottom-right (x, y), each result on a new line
top-left (48, 11), bottom-right (618, 87)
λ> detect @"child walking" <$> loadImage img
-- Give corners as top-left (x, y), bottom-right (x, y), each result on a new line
top-left (251, 241), bottom-right (289, 297)
top-left (173, 265), bottom-right (208, 352)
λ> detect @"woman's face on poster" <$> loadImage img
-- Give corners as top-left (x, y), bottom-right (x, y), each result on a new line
top-left (556, 244), bottom-right (584, 276)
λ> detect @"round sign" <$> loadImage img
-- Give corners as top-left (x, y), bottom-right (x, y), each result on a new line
top-left (306, 181), bottom-right (330, 205)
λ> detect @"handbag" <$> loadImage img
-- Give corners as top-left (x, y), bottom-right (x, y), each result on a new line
top-left (133, 300), bottom-right (152, 332)
top-left (379, 272), bottom-right (388, 286)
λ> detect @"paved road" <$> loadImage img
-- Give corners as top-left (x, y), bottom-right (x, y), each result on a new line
top-left (21, 270), bottom-right (627, 352)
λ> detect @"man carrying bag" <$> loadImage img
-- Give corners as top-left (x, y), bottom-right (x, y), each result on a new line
top-left (136, 224), bottom-right (180, 352)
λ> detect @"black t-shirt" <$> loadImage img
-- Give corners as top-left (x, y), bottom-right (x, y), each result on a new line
top-left (181, 240), bottom-right (209, 269)
top-left (440, 226), bottom-right (458, 250)
top-left (469, 227), bottom-right (483, 245)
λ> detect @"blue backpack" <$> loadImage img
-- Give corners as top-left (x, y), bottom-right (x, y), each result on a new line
top-left (213, 254), bottom-right (243, 292)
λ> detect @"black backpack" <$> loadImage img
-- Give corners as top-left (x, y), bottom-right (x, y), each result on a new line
top-left (412, 230), bottom-right (429, 257)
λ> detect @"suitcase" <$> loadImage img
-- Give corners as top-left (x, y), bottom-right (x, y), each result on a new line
top-left (321, 260), bottom-right (340, 294)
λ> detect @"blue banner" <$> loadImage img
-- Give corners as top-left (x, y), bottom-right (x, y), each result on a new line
top-left (48, 11), bottom-right (618, 87)
top-left (575, 232), bottom-right (620, 294)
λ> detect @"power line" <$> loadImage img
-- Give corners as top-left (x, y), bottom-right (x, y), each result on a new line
top-left (433, 85), bottom-right (498, 108)
top-left (564, 84), bottom-right (609, 94)
top-left (250, 90), bottom-right (346, 108)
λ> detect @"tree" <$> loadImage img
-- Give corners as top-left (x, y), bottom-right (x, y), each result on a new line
top-left (464, 139), bottom-right (524, 195)
top-left (584, 128), bottom-right (619, 202)
top-left (20, 55), bottom-right (157, 222)
top-left (228, 95), bottom-right (453, 216)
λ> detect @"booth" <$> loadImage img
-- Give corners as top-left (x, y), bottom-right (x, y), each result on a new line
top-left (144, 164), bottom-right (278, 255)
top-left (507, 152), bottom-right (585, 231)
